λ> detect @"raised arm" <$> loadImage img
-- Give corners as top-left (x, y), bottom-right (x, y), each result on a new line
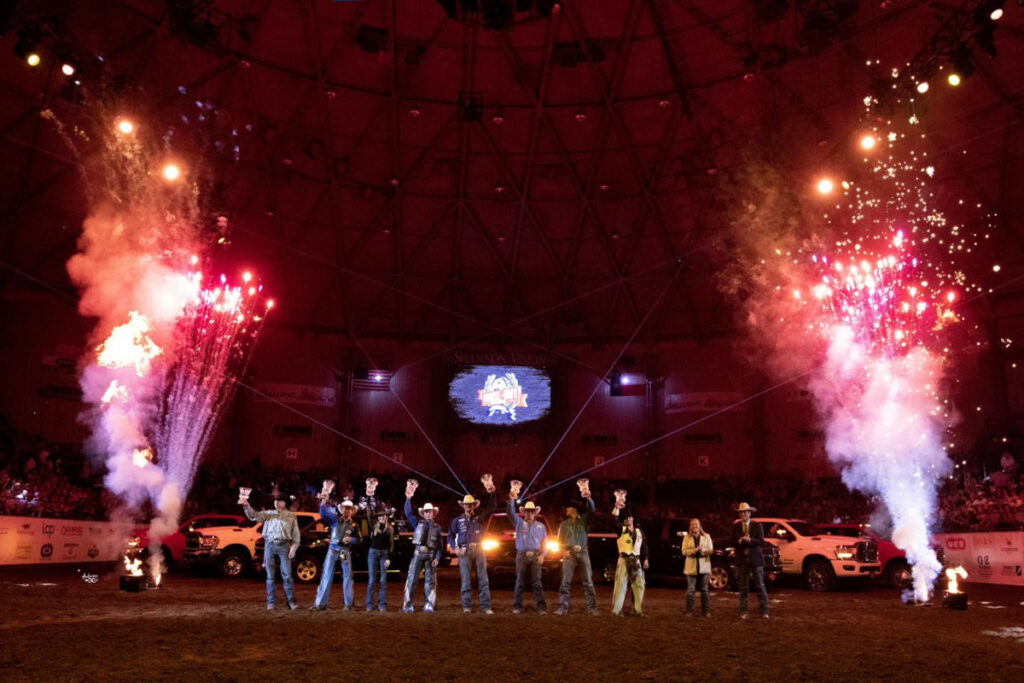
top-left (404, 497), bottom-right (418, 529)
top-left (319, 501), bottom-right (338, 525)
top-left (506, 498), bottom-right (523, 531)
top-left (480, 488), bottom-right (498, 521)
top-left (243, 502), bottom-right (268, 522)
top-left (581, 496), bottom-right (595, 527)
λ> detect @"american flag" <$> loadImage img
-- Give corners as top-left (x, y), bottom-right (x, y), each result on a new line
top-left (352, 369), bottom-right (392, 392)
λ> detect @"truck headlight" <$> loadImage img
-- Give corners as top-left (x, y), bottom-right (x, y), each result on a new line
top-left (480, 538), bottom-right (499, 552)
top-left (834, 545), bottom-right (856, 560)
top-left (199, 534), bottom-right (219, 550)
top-left (545, 540), bottom-right (560, 554)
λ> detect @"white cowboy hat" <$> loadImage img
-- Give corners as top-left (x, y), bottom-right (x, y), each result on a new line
top-left (734, 502), bottom-right (757, 513)
top-left (519, 501), bottom-right (541, 514)
top-left (459, 494), bottom-right (480, 507)
top-left (419, 502), bottom-right (438, 514)
top-left (337, 499), bottom-right (355, 509)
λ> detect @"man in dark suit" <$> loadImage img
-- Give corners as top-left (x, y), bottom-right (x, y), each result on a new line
top-left (731, 502), bottom-right (770, 619)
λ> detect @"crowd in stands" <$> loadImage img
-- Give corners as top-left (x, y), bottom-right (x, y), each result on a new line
top-left (2, 414), bottom-right (1023, 534)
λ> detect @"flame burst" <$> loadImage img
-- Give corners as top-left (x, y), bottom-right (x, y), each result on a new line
top-left (96, 311), bottom-right (163, 377)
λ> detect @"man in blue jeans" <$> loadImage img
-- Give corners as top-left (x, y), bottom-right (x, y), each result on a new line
top-left (366, 508), bottom-right (394, 611)
top-left (557, 495), bottom-right (597, 615)
top-left (403, 497), bottom-right (444, 612)
top-left (243, 492), bottom-right (300, 610)
top-left (447, 474), bottom-right (498, 614)
top-left (506, 497), bottom-right (549, 615)
top-left (731, 502), bottom-right (770, 620)
top-left (311, 498), bottom-right (361, 611)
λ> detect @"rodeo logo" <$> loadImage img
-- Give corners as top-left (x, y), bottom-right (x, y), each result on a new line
top-left (477, 372), bottom-right (528, 421)
top-left (87, 546), bottom-right (100, 559)
top-left (40, 543), bottom-right (54, 558)
top-left (42, 523), bottom-right (56, 537)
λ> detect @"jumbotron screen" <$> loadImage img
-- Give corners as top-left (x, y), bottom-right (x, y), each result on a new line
top-left (448, 365), bottom-right (551, 425)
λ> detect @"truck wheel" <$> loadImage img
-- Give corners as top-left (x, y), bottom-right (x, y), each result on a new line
top-left (886, 561), bottom-right (912, 589)
top-left (708, 566), bottom-right (732, 591)
top-left (294, 555), bottom-right (320, 584)
top-left (219, 549), bottom-right (249, 579)
top-left (804, 560), bottom-right (836, 592)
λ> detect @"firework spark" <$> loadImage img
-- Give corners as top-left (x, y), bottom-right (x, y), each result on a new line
top-left (726, 91), bottom-right (994, 602)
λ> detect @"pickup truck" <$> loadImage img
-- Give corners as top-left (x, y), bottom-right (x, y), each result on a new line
top-left (474, 512), bottom-right (564, 589)
top-left (129, 514), bottom-right (247, 566)
top-left (817, 523), bottom-right (944, 589)
top-left (755, 517), bottom-right (881, 591)
top-left (183, 511), bottom-right (320, 578)
top-left (594, 518), bottom-right (782, 590)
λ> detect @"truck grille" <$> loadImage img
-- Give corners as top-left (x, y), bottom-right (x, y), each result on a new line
top-left (185, 534), bottom-right (199, 551)
top-left (856, 541), bottom-right (878, 563)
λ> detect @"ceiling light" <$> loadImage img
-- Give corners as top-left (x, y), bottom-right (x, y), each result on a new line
top-left (816, 178), bottom-right (834, 194)
top-left (947, 72), bottom-right (961, 86)
top-left (916, 81), bottom-right (929, 93)
top-left (116, 119), bottom-right (135, 135)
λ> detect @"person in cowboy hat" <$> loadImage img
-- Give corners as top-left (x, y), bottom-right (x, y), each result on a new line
top-left (611, 510), bottom-right (648, 617)
top-left (402, 493), bottom-right (445, 612)
top-left (448, 475), bottom-right (498, 613)
top-left (311, 497), bottom-right (362, 611)
top-left (242, 490), bottom-right (300, 610)
top-left (556, 494), bottom-right (598, 615)
top-left (731, 502), bottom-right (769, 619)
top-left (506, 495), bottom-right (549, 615)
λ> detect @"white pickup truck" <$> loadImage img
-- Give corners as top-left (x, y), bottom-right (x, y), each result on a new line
top-left (182, 511), bottom-right (321, 578)
top-left (754, 518), bottom-right (881, 591)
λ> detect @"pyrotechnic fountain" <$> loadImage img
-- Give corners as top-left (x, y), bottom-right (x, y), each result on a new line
top-left (65, 115), bottom-right (272, 585)
top-left (723, 92), bottom-right (995, 602)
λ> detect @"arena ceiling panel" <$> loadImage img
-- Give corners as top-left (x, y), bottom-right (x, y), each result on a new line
top-left (1, 0), bottom-right (1022, 348)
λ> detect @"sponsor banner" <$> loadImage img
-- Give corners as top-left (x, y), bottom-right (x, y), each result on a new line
top-left (0, 516), bottom-right (131, 565)
top-left (255, 383), bottom-right (336, 408)
top-left (665, 392), bottom-right (744, 414)
top-left (934, 532), bottom-right (1024, 587)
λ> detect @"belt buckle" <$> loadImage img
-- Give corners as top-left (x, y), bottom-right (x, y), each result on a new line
top-left (418, 545), bottom-right (429, 553)
top-left (525, 551), bottom-right (536, 558)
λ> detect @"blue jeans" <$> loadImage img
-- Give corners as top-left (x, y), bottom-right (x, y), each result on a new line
top-left (458, 546), bottom-right (491, 610)
top-left (263, 540), bottom-right (295, 607)
top-left (686, 573), bottom-right (710, 615)
top-left (367, 548), bottom-right (389, 610)
top-left (314, 547), bottom-right (354, 608)
top-left (736, 563), bottom-right (769, 616)
top-left (513, 551), bottom-right (546, 610)
top-left (559, 550), bottom-right (596, 611)
top-left (403, 552), bottom-right (436, 611)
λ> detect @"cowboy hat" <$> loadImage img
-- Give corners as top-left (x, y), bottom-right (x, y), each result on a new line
top-left (419, 502), bottom-right (439, 514)
top-left (458, 494), bottom-right (480, 507)
top-left (337, 499), bottom-right (355, 510)
top-left (734, 502), bottom-right (757, 513)
top-left (518, 501), bottom-right (541, 514)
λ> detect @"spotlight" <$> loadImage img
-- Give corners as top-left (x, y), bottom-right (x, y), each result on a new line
top-left (947, 73), bottom-right (961, 86)
top-left (860, 134), bottom-right (876, 150)
top-left (13, 30), bottom-right (41, 66)
top-left (950, 45), bottom-right (975, 80)
top-left (987, 1), bottom-right (1005, 20)
top-left (816, 178), bottom-right (835, 194)
top-left (60, 62), bottom-right (75, 76)
top-left (161, 163), bottom-right (181, 181)
top-left (116, 118), bottom-right (135, 135)
top-left (916, 81), bottom-right (929, 93)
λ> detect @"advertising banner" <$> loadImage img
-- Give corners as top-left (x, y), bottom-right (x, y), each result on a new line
top-left (0, 516), bottom-right (132, 566)
top-left (934, 531), bottom-right (1024, 587)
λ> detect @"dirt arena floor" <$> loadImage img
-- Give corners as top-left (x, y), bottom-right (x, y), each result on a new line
top-left (1, 565), bottom-right (1023, 682)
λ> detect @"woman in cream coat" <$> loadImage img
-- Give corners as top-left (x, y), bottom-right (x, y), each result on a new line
top-left (682, 518), bottom-right (713, 616)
